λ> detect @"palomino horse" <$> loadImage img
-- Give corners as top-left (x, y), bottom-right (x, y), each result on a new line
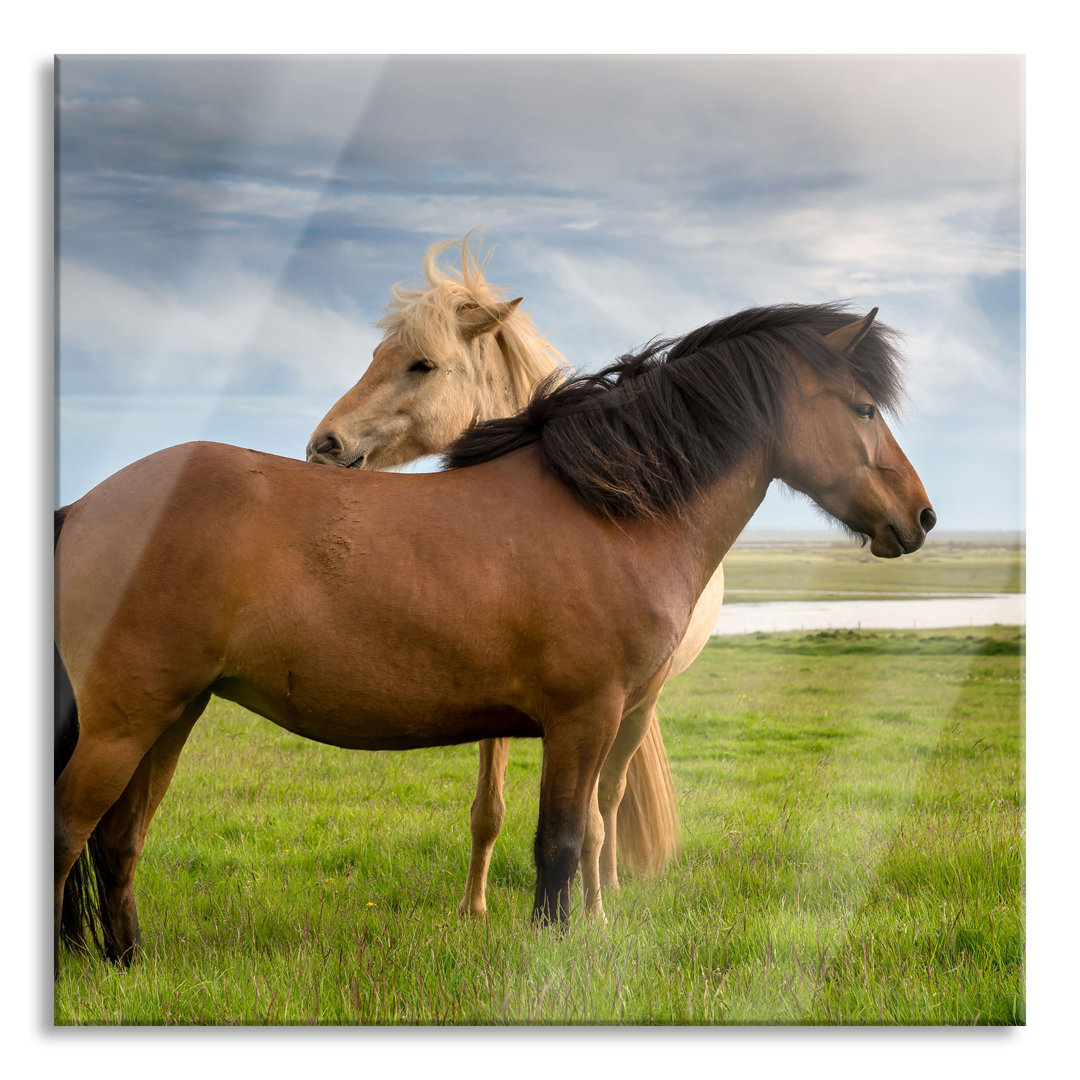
top-left (55, 301), bottom-right (934, 971)
top-left (306, 236), bottom-right (726, 916)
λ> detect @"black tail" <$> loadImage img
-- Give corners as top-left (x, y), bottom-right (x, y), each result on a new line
top-left (54, 506), bottom-right (115, 962)
top-left (54, 511), bottom-right (77, 782)
top-left (54, 509), bottom-right (77, 787)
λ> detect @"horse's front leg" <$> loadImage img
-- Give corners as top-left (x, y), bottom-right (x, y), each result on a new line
top-left (459, 737), bottom-right (509, 918)
top-left (532, 703), bottom-right (619, 926)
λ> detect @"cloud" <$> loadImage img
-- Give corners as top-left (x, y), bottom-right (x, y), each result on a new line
top-left (54, 55), bottom-right (1024, 526)
top-left (59, 259), bottom-right (380, 398)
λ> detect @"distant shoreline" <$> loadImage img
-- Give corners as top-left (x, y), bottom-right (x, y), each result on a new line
top-left (735, 529), bottom-right (1024, 546)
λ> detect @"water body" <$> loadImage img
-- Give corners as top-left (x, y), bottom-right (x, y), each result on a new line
top-left (712, 594), bottom-right (1025, 636)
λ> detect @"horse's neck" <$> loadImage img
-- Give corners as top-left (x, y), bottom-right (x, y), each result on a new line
top-left (493, 330), bottom-right (566, 415)
top-left (678, 447), bottom-right (774, 593)
top-left (460, 337), bottom-right (518, 422)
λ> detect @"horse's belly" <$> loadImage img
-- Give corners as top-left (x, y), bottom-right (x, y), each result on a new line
top-left (210, 675), bottom-right (541, 750)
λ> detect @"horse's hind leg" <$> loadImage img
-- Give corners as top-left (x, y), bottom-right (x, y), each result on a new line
top-left (578, 781), bottom-right (606, 920)
top-left (55, 729), bottom-right (160, 968)
top-left (54, 691), bottom-right (207, 968)
top-left (598, 695), bottom-right (663, 891)
top-left (89, 691), bottom-right (210, 965)
top-left (459, 737), bottom-right (509, 919)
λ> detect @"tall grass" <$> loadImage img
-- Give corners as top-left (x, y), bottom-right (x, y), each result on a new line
top-left (54, 626), bottom-right (1023, 1025)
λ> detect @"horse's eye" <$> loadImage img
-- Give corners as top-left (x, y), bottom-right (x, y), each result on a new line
top-left (409, 359), bottom-right (436, 374)
top-left (853, 404), bottom-right (875, 420)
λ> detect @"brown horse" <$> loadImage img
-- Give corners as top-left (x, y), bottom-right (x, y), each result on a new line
top-left (306, 235), bottom-right (725, 916)
top-left (54, 301), bottom-right (934, 971)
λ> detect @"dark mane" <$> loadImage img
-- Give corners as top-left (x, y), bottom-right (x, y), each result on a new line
top-left (442, 302), bottom-right (904, 521)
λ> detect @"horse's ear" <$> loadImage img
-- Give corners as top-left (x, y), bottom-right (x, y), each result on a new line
top-left (823, 308), bottom-right (879, 356)
top-left (459, 297), bottom-right (523, 338)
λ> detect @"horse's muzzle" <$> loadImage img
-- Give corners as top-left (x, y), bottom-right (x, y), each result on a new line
top-left (307, 433), bottom-right (349, 467)
top-left (876, 504), bottom-right (936, 558)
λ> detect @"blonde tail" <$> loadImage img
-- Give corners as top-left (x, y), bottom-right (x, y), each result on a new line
top-left (615, 711), bottom-right (681, 876)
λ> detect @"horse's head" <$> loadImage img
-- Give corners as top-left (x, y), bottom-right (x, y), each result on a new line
top-left (307, 298), bottom-right (523, 470)
top-left (772, 311), bottom-right (936, 557)
top-left (308, 234), bottom-right (567, 471)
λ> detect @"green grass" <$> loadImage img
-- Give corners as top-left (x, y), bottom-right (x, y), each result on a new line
top-left (54, 626), bottom-right (1024, 1026)
top-left (722, 534), bottom-right (1024, 601)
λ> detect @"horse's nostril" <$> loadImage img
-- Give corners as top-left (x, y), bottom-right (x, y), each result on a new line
top-left (920, 507), bottom-right (937, 533)
top-left (313, 434), bottom-right (343, 457)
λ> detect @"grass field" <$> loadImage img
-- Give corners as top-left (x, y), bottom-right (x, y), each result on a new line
top-left (54, 623), bottom-right (1025, 1026)
top-left (722, 531), bottom-right (1024, 602)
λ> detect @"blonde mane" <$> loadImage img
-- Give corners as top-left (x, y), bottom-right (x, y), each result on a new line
top-left (376, 233), bottom-right (568, 409)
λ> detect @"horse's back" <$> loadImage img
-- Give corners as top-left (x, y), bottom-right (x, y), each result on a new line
top-left (55, 440), bottom-right (696, 745)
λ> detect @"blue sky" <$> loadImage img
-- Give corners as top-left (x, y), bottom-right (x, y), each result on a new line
top-left (56, 54), bottom-right (1024, 531)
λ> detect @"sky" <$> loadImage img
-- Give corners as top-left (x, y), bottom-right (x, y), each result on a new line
top-left (56, 54), bottom-right (1024, 530)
